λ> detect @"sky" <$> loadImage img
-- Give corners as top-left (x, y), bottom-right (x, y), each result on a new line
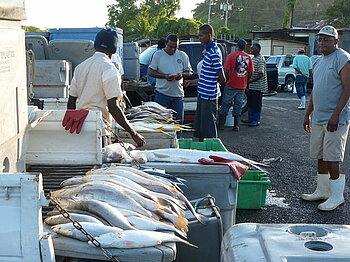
top-left (21, 0), bottom-right (203, 29)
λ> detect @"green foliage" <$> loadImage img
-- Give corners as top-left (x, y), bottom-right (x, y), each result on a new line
top-left (193, 0), bottom-right (334, 39)
top-left (107, 0), bottom-right (181, 40)
top-left (216, 26), bottom-right (234, 38)
top-left (326, 0), bottom-right (350, 28)
top-left (177, 18), bottom-right (203, 36)
top-left (22, 26), bottom-right (45, 32)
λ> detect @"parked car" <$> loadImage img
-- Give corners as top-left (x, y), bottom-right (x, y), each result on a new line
top-left (266, 55), bottom-right (296, 92)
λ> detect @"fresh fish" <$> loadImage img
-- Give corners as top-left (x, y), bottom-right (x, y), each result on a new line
top-left (126, 215), bottom-right (187, 238)
top-left (52, 183), bottom-right (153, 218)
top-left (81, 174), bottom-right (186, 209)
top-left (44, 213), bottom-right (104, 226)
top-left (51, 222), bottom-right (123, 241)
top-left (55, 198), bottom-right (136, 230)
top-left (88, 230), bottom-right (197, 249)
top-left (139, 148), bottom-right (268, 169)
top-left (60, 176), bottom-right (84, 187)
top-left (47, 209), bottom-right (110, 225)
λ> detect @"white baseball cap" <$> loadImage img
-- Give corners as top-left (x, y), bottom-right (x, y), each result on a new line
top-left (317, 25), bottom-right (338, 39)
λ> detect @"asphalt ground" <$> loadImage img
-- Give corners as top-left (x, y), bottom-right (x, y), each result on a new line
top-left (184, 91), bottom-right (350, 225)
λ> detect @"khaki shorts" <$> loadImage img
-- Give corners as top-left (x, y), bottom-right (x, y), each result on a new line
top-left (310, 123), bottom-right (350, 162)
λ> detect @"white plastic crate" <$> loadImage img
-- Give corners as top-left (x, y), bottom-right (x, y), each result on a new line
top-left (116, 129), bottom-right (178, 149)
top-left (26, 110), bottom-right (103, 165)
top-left (0, 173), bottom-right (53, 262)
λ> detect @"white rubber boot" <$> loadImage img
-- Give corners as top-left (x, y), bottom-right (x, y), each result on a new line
top-left (298, 96), bottom-right (306, 110)
top-left (300, 174), bottom-right (330, 201)
top-left (318, 175), bottom-right (345, 211)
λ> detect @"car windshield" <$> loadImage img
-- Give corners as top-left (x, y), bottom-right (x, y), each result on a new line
top-left (139, 45), bottom-right (158, 65)
top-left (267, 56), bottom-right (281, 64)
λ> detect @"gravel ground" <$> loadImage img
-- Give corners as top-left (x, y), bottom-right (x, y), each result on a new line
top-left (184, 92), bottom-right (350, 225)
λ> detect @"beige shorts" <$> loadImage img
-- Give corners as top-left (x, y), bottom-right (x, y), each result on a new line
top-left (310, 123), bottom-right (350, 162)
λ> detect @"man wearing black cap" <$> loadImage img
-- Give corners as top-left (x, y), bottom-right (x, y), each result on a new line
top-left (218, 39), bottom-right (254, 131)
top-left (67, 29), bottom-right (145, 147)
top-left (301, 25), bottom-right (350, 211)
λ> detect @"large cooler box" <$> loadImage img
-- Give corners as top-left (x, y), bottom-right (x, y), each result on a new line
top-left (0, 0), bottom-right (28, 173)
top-left (142, 162), bottom-right (237, 233)
top-left (175, 196), bottom-right (223, 262)
top-left (222, 223), bottom-right (350, 262)
top-left (26, 110), bottom-right (103, 165)
top-left (32, 60), bottom-right (72, 98)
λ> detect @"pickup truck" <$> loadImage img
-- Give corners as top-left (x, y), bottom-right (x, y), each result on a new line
top-left (266, 55), bottom-right (295, 92)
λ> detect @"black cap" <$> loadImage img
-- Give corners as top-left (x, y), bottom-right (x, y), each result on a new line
top-left (237, 39), bottom-right (247, 49)
top-left (94, 29), bottom-right (118, 54)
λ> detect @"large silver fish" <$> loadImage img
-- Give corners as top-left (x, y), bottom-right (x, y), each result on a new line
top-left (44, 213), bottom-right (104, 226)
top-left (54, 198), bottom-right (135, 230)
top-left (88, 230), bottom-right (196, 249)
top-left (52, 183), bottom-right (153, 218)
top-left (51, 222), bottom-right (123, 241)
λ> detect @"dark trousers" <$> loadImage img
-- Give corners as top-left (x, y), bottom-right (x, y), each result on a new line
top-left (247, 89), bottom-right (262, 112)
top-left (295, 75), bottom-right (308, 99)
top-left (194, 96), bottom-right (218, 141)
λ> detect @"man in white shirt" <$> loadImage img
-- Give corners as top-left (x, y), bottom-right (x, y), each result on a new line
top-left (67, 29), bottom-right (144, 147)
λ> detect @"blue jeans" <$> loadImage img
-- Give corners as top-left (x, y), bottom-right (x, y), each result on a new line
top-left (154, 91), bottom-right (184, 124)
top-left (219, 86), bottom-right (245, 116)
top-left (295, 75), bottom-right (308, 99)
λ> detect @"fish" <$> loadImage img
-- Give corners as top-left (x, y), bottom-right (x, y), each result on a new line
top-left (51, 222), bottom-right (123, 241)
top-left (88, 230), bottom-right (197, 249)
top-left (126, 215), bottom-right (187, 238)
top-left (54, 198), bottom-right (136, 230)
top-left (60, 176), bottom-right (84, 187)
top-left (52, 183), bottom-right (153, 218)
top-left (139, 148), bottom-right (268, 169)
top-left (55, 181), bottom-right (188, 231)
top-left (47, 209), bottom-right (110, 225)
top-left (44, 213), bottom-right (104, 226)
top-left (80, 174), bottom-right (187, 210)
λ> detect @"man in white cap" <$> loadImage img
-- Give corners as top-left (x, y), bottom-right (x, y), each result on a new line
top-left (301, 25), bottom-right (350, 211)
top-left (292, 48), bottom-right (312, 109)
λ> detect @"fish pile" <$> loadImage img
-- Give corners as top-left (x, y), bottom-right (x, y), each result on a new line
top-left (115, 102), bottom-right (191, 133)
top-left (102, 147), bottom-right (267, 170)
top-left (46, 166), bottom-right (204, 249)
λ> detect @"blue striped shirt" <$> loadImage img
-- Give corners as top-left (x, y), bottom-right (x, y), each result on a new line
top-left (198, 41), bottom-right (223, 100)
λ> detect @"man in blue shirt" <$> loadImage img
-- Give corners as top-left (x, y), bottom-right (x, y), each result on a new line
top-left (194, 24), bottom-right (226, 141)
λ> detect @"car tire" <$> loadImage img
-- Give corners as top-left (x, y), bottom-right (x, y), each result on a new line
top-left (284, 76), bottom-right (295, 92)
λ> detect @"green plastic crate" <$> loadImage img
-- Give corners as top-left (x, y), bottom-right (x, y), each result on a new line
top-left (178, 138), bottom-right (228, 152)
top-left (237, 170), bottom-right (270, 209)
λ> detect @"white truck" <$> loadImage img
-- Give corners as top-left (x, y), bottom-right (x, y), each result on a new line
top-left (266, 55), bottom-right (296, 92)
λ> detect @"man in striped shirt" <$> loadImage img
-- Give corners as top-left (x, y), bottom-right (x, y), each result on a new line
top-left (242, 43), bottom-right (268, 127)
top-left (194, 24), bottom-right (226, 141)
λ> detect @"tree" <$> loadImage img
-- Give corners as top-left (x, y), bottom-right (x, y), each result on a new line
top-left (107, 0), bottom-right (180, 40)
top-left (326, 0), bottom-right (350, 28)
top-left (216, 26), bottom-right (234, 39)
top-left (282, 0), bottom-right (298, 28)
top-left (22, 26), bottom-right (45, 32)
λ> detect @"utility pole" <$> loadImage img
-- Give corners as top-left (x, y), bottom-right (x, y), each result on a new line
top-left (220, 0), bottom-right (233, 27)
top-left (208, 0), bottom-right (212, 24)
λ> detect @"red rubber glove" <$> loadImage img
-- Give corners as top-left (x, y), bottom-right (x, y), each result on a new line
top-left (198, 155), bottom-right (249, 180)
top-left (62, 109), bottom-right (89, 134)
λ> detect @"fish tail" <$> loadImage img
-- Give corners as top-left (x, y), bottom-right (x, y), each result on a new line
top-left (181, 240), bottom-right (198, 248)
top-left (156, 210), bottom-right (188, 233)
